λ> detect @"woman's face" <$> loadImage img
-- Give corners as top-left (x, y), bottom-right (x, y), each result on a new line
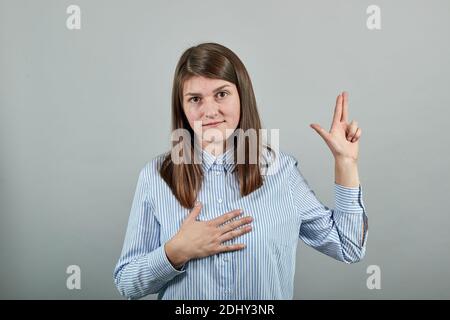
top-left (182, 75), bottom-right (241, 150)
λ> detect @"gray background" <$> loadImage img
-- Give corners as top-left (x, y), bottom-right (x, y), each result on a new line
top-left (1, 0), bottom-right (449, 299)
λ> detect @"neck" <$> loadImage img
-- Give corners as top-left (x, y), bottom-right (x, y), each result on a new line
top-left (203, 141), bottom-right (226, 157)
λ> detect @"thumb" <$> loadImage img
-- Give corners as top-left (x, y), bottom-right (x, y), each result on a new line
top-left (310, 123), bottom-right (330, 142)
top-left (186, 201), bottom-right (202, 222)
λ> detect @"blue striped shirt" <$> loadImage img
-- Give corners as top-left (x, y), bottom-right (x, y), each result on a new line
top-left (113, 147), bottom-right (368, 299)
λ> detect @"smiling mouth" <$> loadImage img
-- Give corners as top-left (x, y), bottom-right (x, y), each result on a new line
top-left (202, 120), bottom-right (225, 127)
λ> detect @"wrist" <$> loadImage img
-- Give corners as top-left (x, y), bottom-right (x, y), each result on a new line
top-left (165, 236), bottom-right (190, 268)
top-left (334, 157), bottom-right (360, 187)
top-left (335, 156), bottom-right (358, 166)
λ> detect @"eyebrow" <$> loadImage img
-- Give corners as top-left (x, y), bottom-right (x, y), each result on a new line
top-left (184, 84), bottom-right (231, 97)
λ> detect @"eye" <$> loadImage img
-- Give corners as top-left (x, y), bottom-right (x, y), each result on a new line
top-left (188, 96), bottom-right (201, 103)
top-left (217, 91), bottom-right (229, 99)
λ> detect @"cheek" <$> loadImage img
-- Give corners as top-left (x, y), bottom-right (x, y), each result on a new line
top-left (183, 106), bottom-right (204, 136)
top-left (184, 106), bottom-right (200, 123)
top-left (229, 112), bottom-right (240, 128)
top-left (227, 101), bottom-right (240, 126)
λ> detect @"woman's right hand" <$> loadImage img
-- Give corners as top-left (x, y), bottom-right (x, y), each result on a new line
top-left (165, 202), bottom-right (253, 269)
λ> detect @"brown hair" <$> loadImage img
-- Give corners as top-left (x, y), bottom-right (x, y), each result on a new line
top-left (159, 42), bottom-right (265, 209)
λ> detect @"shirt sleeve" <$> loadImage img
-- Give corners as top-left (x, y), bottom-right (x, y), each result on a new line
top-left (288, 158), bottom-right (369, 264)
top-left (113, 164), bottom-right (186, 299)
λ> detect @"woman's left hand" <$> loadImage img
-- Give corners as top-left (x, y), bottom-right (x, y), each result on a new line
top-left (310, 91), bottom-right (362, 162)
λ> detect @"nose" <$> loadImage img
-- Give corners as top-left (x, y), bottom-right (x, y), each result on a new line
top-left (203, 99), bottom-right (220, 119)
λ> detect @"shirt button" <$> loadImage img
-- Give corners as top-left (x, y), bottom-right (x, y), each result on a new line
top-left (223, 257), bottom-right (228, 262)
top-left (215, 171), bottom-right (221, 175)
top-left (217, 198), bottom-right (223, 203)
top-left (352, 200), bottom-right (356, 204)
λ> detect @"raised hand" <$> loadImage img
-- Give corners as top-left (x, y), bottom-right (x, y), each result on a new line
top-left (310, 91), bottom-right (362, 162)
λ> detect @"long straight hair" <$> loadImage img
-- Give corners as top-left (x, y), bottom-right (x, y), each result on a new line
top-left (159, 42), bottom-right (265, 209)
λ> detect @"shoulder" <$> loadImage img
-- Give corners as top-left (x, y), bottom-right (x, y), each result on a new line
top-left (277, 149), bottom-right (299, 167)
top-left (137, 151), bottom-right (171, 182)
top-left (261, 146), bottom-right (300, 177)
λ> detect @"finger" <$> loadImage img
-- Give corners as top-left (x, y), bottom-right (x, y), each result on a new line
top-left (220, 216), bottom-right (253, 234)
top-left (216, 243), bottom-right (246, 253)
top-left (332, 94), bottom-right (343, 126)
top-left (342, 91), bottom-right (349, 123)
top-left (210, 209), bottom-right (243, 227)
top-left (218, 224), bottom-right (252, 242)
top-left (346, 120), bottom-right (358, 141)
top-left (310, 123), bottom-right (330, 142)
top-left (351, 127), bottom-right (362, 142)
top-left (186, 201), bottom-right (202, 222)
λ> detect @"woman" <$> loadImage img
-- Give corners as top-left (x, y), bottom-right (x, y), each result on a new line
top-left (113, 42), bottom-right (368, 300)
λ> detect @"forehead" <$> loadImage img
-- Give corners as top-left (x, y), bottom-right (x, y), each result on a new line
top-left (183, 75), bottom-right (233, 94)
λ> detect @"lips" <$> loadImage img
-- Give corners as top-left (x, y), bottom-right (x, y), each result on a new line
top-left (202, 120), bottom-right (225, 127)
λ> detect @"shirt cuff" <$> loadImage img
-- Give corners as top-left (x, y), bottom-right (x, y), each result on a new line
top-left (148, 244), bottom-right (186, 283)
top-left (334, 183), bottom-right (369, 248)
top-left (334, 183), bottom-right (365, 214)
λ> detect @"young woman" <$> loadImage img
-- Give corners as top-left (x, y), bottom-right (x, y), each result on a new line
top-left (113, 42), bottom-right (368, 300)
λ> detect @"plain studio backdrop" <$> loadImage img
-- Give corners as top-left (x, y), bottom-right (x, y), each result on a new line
top-left (1, 0), bottom-right (449, 299)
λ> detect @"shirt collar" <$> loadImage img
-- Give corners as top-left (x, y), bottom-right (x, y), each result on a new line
top-left (199, 147), bottom-right (236, 173)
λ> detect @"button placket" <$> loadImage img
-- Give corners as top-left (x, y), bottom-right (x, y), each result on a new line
top-left (213, 157), bottom-right (235, 300)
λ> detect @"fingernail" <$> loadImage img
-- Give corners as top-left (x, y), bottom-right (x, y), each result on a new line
top-left (195, 201), bottom-right (201, 207)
